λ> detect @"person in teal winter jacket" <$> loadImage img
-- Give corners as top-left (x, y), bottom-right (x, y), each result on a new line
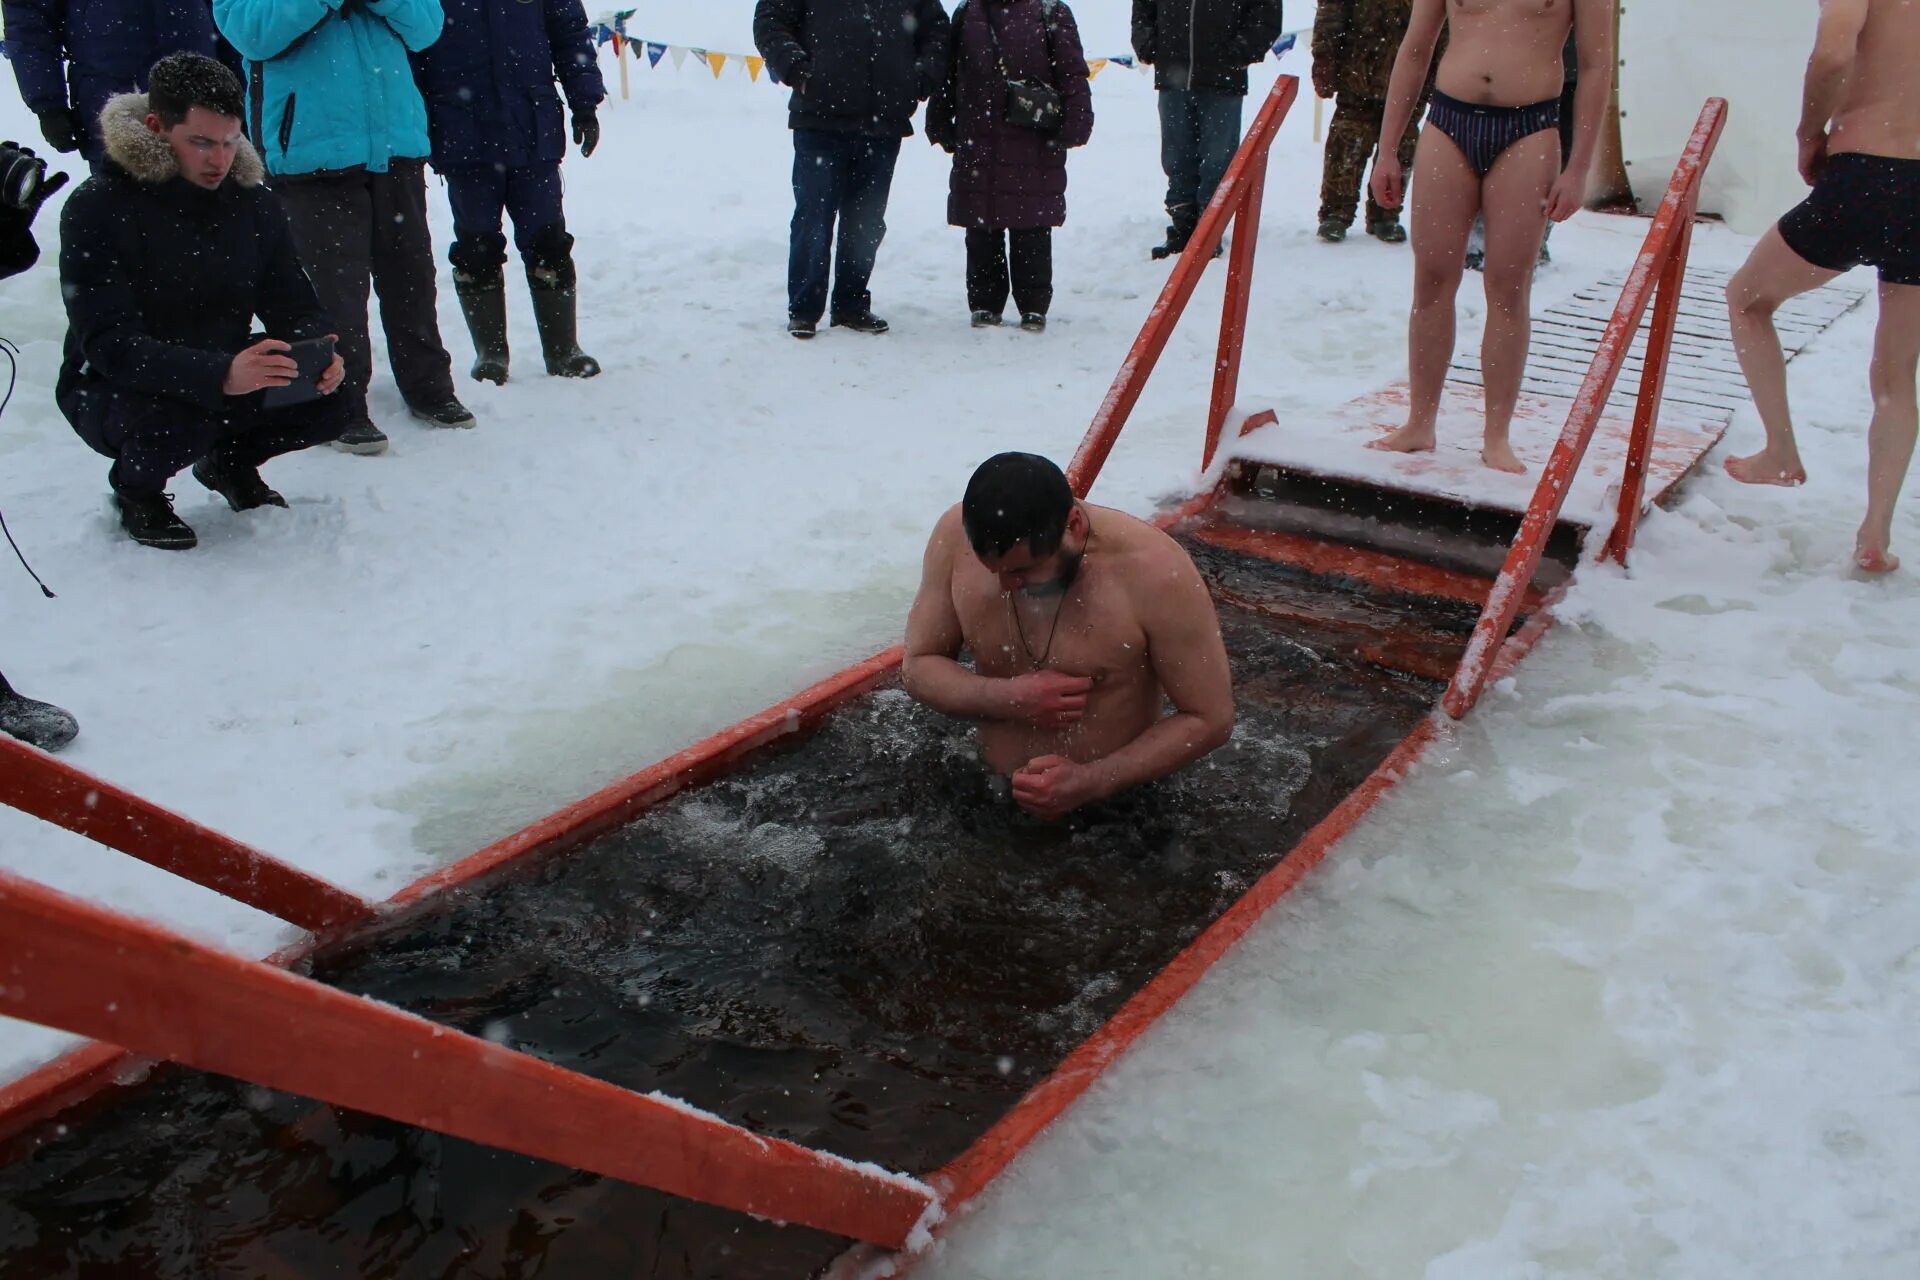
top-left (214, 0), bottom-right (473, 455)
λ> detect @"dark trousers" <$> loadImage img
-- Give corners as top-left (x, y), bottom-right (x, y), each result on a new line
top-left (442, 162), bottom-right (567, 268)
top-left (788, 128), bottom-right (901, 322)
top-left (1158, 89), bottom-right (1244, 219)
top-left (965, 228), bottom-right (1053, 318)
top-left (273, 158), bottom-right (455, 421)
top-left (1320, 95), bottom-right (1422, 227)
top-left (58, 380), bottom-right (349, 496)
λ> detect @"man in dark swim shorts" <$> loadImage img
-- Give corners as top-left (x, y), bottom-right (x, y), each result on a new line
top-left (1364, 0), bottom-right (1614, 475)
top-left (1724, 0), bottom-right (1920, 574)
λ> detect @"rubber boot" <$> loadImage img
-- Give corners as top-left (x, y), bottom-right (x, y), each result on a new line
top-left (454, 267), bottom-right (510, 385)
top-left (524, 227), bottom-right (601, 378)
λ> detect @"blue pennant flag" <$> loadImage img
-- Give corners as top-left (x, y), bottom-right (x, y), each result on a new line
top-left (1110, 54), bottom-right (1135, 69)
top-left (592, 23), bottom-right (614, 46)
top-left (1271, 32), bottom-right (1298, 59)
top-left (612, 8), bottom-right (636, 36)
top-left (646, 41), bottom-right (667, 68)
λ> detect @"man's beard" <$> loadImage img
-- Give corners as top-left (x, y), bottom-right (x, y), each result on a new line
top-left (1018, 544), bottom-right (1085, 598)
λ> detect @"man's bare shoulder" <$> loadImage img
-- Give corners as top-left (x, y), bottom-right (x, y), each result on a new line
top-left (1089, 506), bottom-right (1208, 595)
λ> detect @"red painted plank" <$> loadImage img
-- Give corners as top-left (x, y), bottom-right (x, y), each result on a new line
top-left (0, 870), bottom-right (934, 1248)
top-left (0, 736), bottom-right (370, 932)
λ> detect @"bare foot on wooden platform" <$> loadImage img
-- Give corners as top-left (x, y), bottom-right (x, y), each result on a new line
top-left (1724, 449), bottom-right (1807, 486)
top-left (1481, 438), bottom-right (1527, 475)
top-left (1368, 423), bottom-right (1436, 454)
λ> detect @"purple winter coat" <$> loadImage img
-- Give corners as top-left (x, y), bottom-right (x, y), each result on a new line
top-left (926, 0), bottom-right (1095, 231)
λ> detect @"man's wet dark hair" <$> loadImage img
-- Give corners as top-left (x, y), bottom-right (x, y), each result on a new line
top-left (147, 53), bottom-right (245, 129)
top-left (961, 452), bottom-right (1075, 561)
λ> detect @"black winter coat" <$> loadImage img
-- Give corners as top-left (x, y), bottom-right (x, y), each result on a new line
top-left (753, 0), bottom-right (953, 138)
top-left (412, 0), bottom-right (606, 171)
top-left (1131, 0), bottom-right (1286, 97)
top-left (56, 93), bottom-right (331, 420)
top-left (927, 0), bottom-right (1094, 230)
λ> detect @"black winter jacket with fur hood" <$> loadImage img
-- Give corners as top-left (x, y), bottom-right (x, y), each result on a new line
top-left (56, 92), bottom-right (331, 413)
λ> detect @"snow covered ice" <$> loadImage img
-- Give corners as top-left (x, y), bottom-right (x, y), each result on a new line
top-left (2, 3), bottom-right (1917, 1276)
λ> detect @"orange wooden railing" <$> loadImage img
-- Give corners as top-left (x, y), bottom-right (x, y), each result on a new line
top-left (0, 869), bottom-right (934, 1247)
top-left (1066, 75), bottom-right (1298, 496)
top-left (0, 736), bottom-right (371, 932)
top-left (1442, 98), bottom-right (1729, 719)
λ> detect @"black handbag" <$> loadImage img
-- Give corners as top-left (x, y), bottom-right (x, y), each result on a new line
top-left (980, 3), bottom-right (1065, 133)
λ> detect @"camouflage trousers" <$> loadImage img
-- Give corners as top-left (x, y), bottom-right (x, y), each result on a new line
top-left (1318, 94), bottom-right (1424, 229)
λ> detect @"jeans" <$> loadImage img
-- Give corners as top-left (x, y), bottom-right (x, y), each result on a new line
top-left (274, 159), bottom-right (456, 421)
top-left (1158, 89), bottom-right (1245, 218)
top-left (965, 228), bottom-right (1053, 318)
top-left (788, 129), bottom-right (901, 322)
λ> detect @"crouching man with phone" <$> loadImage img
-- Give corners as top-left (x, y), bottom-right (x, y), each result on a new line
top-left (56, 53), bottom-right (347, 551)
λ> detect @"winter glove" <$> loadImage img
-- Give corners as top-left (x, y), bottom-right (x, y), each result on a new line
top-left (571, 107), bottom-right (600, 158)
top-left (1311, 62), bottom-right (1335, 100)
top-left (36, 109), bottom-right (79, 155)
top-left (0, 144), bottom-right (68, 229)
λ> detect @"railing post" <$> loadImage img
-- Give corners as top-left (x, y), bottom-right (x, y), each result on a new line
top-left (1602, 206), bottom-right (1697, 566)
top-left (0, 869), bottom-right (936, 1248)
top-left (1066, 75), bottom-right (1298, 496)
top-left (1441, 97), bottom-right (1727, 720)
top-left (1204, 148), bottom-right (1270, 471)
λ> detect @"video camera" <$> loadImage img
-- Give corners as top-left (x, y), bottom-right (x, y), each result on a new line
top-left (0, 142), bottom-right (49, 211)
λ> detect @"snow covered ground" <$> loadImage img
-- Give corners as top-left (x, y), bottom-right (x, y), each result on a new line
top-left (3, 3), bottom-right (1917, 1274)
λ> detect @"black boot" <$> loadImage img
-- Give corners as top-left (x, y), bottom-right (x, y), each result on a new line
top-left (454, 267), bottom-right (510, 385)
top-left (524, 225), bottom-right (600, 378)
top-left (0, 673), bottom-right (78, 752)
top-left (113, 488), bottom-right (196, 550)
top-left (193, 456), bottom-right (287, 511)
top-left (1150, 204), bottom-right (1198, 260)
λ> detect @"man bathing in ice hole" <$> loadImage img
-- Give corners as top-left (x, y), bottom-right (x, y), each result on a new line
top-left (904, 453), bottom-right (1235, 822)
top-left (1367, 0), bottom-right (1615, 474)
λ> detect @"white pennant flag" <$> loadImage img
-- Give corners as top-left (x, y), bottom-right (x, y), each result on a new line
top-left (668, 45), bottom-right (689, 71)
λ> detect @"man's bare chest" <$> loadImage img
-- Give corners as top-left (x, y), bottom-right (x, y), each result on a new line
top-left (954, 576), bottom-right (1150, 682)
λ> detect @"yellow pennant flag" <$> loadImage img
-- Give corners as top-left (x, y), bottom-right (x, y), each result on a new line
top-left (1087, 58), bottom-right (1108, 79)
top-left (747, 55), bottom-right (766, 82)
top-left (706, 50), bottom-right (728, 78)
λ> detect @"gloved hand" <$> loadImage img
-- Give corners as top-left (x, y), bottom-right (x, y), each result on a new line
top-left (0, 142), bottom-right (70, 225)
top-left (571, 106), bottom-right (600, 158)
top-left (36, 109), bottom-right (79, 154)
top-left (1311, 63), bottom-right (1335, 100)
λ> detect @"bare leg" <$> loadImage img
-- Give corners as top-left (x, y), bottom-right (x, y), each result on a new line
top-left (1725, 228), bottom-right (1842, 486)
top-left (1371, 127), bottom-right (1480, 454)
top-left (1857, 281), bottom-right (1920, 572)
top-left (1476, 131), bottom-right (1559, 474)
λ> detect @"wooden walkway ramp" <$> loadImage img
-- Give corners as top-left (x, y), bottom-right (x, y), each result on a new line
top-left (1232, 266), bottom-right (1870, 530)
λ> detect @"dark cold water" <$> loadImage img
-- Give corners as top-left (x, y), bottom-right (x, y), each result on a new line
top-left (0, 585), bottom-right (1444, 1280)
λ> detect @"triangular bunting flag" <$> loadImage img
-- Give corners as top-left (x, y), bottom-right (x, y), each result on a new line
top-left (610, 32), bottom-right (623, 57)
top-left (707, 51), bottom-right (728, 78)
top-left (646, 42), bottom-right (667, 68)
top-left (747, 55), bottom-right (766, 82)
top-left (1087, 57), bottom-right (1108, 78)
top-left (1271, 32), bottom-right (1298, 58)
top-left (613, 8), bottom-right (636, 36)
top-left (1110, 55), bottom-right (1134, 69)
top-left (668, 45), bottom-right (688, 71)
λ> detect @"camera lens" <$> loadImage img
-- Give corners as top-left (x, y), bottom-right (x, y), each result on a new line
top-left (0, 144), bottom-right (45, 211)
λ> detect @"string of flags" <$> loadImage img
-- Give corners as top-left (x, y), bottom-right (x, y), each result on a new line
top-left (588, 11), bottom-right (1302, 92)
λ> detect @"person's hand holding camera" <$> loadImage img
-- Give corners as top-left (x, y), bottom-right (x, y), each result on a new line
top-left (223, 338), bottom-right (301, 396)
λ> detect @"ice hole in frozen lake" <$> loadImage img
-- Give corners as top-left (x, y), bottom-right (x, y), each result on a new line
top-left (0, 541), bottom-right (1502, 1279)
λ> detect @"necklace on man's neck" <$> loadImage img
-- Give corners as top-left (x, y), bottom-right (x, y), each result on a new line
top-left (1008, 523), bottom-right (1091, 670)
